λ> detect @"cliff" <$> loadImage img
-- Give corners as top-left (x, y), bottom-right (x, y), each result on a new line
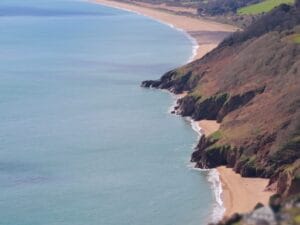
top-left (142, 1), bottom-right (300, 204)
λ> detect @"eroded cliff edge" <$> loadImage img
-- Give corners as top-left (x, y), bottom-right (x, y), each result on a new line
top-left (142, 2), bottom-right (300, 221)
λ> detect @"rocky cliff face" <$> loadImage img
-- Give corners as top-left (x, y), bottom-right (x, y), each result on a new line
top-left (142, 2), bottom-right (300, 200)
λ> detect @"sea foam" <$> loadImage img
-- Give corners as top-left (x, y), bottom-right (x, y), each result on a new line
top-left (188, 118), bottom-right (225, 223)
top-left (170, 95), bottom-right (226, 223)
top-left (93, 1), bottom-right (224, 221)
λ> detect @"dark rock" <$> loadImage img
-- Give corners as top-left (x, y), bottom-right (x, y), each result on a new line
top-left (191, 135), bottom-right (211, 163)
top-left (141, 70), bottom-right (193, 94)
top-left (192, 93), bottom-right (229, 120)
top-left (141, 80), bottom-right (161, 88)
top-left (176, 95), bottom-right (197, 117)
top-left (254, 202), bottom-right (265, 210)
top-left (224, 213), bottom-right (242, 225)
top-left (213, 213), bottom-right (242, 225)
top-left (192, 138), bottom-right (234, 168)
top-left (269, 194), bottom-right (282, 213)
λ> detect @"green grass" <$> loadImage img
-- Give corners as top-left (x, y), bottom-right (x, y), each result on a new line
top-left (238, 0), bottom-right (295, 15)
top-left (294, 215), bottom-right (300, 224)
top-left (292, 34), bottom-right (300, 44)
top-left (209, 130), bottom-right (222, 141)
top-left (232, 222), bottom-right (241, 225)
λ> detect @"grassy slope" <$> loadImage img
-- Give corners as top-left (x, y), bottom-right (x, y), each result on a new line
top-left (293, 34), bottom-right (300, 43)
top-left (238, 0), bottom-right (294, 14)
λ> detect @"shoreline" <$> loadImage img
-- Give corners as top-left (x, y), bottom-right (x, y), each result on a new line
top-left (90, 0), bottom-right (273, 222)
top-left (175, 101), bottom-right (226, 222)
top-left (181, 105), bottom-right (274, 220)
top-left (90, 0), bottom-right (237, 60)
top-left (217, 166), bottom-right (274, 218)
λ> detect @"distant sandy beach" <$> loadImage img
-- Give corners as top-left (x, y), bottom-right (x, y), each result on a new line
top-left (91, 0), bottom-right (237, 60)
top-left (91, 0), bottom-right (272, 221)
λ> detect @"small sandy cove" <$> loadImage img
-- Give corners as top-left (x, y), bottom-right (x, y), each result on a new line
top-left (91, 0), bottom-right (273, 220)
top-left (197, 120), bottom-right (220, 136)
top-left (192, 119), bottom-right (274, 218)
top-left (218, 166), bottom-right (274, 218)
top-left (91, 0), bottom-right (237, 60)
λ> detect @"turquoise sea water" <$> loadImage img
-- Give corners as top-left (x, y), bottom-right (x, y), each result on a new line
top-left (0, 1), bottom-right (217, 224)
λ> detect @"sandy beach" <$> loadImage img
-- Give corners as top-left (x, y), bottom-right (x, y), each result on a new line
top-left (218, 166), bottom-right (274, 218)
top-left (91, 0), bottom-right (272, 221)
top-left (194, 121), bottom-right (274, 218)
top-left (197, 120), bottom-right (220, 136)
top-left (91, 0), bottom-right (237, 60)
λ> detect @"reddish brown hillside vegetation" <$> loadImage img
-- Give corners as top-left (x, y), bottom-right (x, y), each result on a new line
top-left (142, 2), bottom-right (300, 198)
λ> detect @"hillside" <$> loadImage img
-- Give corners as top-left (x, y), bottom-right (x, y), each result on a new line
top-left (117, 0), bottom-right (260, 15)
top-left (238, 0), bottom-right (295, 15)
top-left (142, 2), bottom-right (300, 222)
top-left (115, 0), bottom-right (298, 27)
top-left (114, 0), bottom-right (275, 27)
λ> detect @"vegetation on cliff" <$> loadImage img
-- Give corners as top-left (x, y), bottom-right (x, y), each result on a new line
top-left (238, 0), bottom-right (295, 15)
top-left (196, 0), bottom-right (261, 16)
top-left (119, 0), bottom-right (298, 27)
top-left (292, 34), bottom-right (300, 43)
top-left (142, 0), bottom-right (300, 213)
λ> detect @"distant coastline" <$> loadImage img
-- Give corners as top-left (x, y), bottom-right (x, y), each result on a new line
top-left (90, 0), bottom-right (236, 60)
top-left (91, 0), bottom-right (274, 221)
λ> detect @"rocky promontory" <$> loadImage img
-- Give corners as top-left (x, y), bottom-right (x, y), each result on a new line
top-left (142, 2), bottom-right (300, 222)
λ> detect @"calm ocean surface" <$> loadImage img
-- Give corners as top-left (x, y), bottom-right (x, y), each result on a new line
top-left (0, 0), bottom-right (216, 224)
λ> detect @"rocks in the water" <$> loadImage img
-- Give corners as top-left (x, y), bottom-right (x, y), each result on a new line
top-left (176, 95), bottom-right (197, 117)
top-left (141, 80), bottom-right (161, 88)
top-left (141, 1), bottom-right (300, 212)
top-left (141, 70), bottom-right (193, 94)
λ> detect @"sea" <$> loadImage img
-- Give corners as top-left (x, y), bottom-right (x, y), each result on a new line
top-left (0, 0), bottom-right (223, 224)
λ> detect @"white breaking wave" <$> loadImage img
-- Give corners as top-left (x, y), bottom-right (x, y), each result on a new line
top-left (90, 1), bottom-right (224, 222)
top-left (207, 169), bottom-right (225, 223)
top-left (169, 94), bottom-right (226, 223)
top-left (188, 119), bottom-right (225, 223)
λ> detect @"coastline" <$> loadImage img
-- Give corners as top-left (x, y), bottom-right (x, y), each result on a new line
top-left (217, 166), bottom-right (274, 218)
top-left (174, 106), bottom-right (275, 220)
top-left (90, 0), bottom-right (274, 222)
top-left (90, 0), bottom-right (237, 60)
